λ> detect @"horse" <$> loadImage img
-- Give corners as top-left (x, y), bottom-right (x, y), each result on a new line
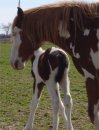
top-left (10, 1), bottom-right (99, 130)
top-left (24, 47), bottom-right (73, 130)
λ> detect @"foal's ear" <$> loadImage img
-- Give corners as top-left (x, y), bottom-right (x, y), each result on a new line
top-left (17, 7), bottom-right (24, 18)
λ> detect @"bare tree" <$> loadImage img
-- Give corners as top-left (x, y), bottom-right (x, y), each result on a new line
top-left (1, 23), bottom-right (11, 35)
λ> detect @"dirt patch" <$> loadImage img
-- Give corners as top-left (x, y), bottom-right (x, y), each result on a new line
top-left (0, 124), bottom-right (17, 130)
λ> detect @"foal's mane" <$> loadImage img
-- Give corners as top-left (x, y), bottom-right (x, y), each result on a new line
top-left (13, 2), bottom-right (99, 46)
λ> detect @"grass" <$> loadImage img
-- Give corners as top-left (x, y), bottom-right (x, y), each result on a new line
top-left (0, 43), bottom-right (95, 130)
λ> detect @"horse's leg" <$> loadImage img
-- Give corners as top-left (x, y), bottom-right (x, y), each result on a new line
top-left (60, 71), bottom-right (74, 130)
top-left (86, 78), bottom-right (99, 130)
top-left (46, 80), bottom-right (60, 130)
top-left (24, 82), bottom-right (44, 130)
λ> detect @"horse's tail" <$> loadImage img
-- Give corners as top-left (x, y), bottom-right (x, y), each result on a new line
top-left (55, 54), bottom-right (68, 83)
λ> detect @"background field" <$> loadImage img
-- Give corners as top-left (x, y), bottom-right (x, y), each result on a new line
top-left (0, 43), bottom-right (95, 130)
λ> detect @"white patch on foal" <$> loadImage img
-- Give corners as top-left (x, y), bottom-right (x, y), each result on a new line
top-left (33, 48), bottom-right (45, 83)
top-left (82, 68), bottom-right (95, 80)
top-left (34, 47), bottom-right (44, 56)
top-left (83, 29), bottom-right (90, 36)
top-left (94, 101), bottom-right (99, 130)
top-left (58, 21), bottom-right (70, 39)
top-left (70, 43), bottom-right (80, 59)
top-left (90, 43), bottom-right (99, 69)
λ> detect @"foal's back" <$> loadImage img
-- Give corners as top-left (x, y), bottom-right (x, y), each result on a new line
top-left (32, 47), bottom-right (70, 83)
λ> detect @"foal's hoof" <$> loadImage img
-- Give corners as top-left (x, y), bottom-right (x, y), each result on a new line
top-left (23, 127), bottom-right (33, 130)
top-left (69, 127), bottom-right (74, 130)
top-left (67, 125), bottom-right (74, 130)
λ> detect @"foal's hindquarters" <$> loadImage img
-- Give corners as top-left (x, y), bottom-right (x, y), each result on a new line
top-left (24, 47), bottom-right (74, 130)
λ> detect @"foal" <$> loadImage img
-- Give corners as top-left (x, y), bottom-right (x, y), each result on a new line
top-left (24, 47), bottom-right (73, 130)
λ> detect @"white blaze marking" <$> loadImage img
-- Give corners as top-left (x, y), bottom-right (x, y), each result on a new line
top-left (83, 29), bottom-right (90, 36)
top-left (90, 42), bottom-right (99, 69)
top-left (70, 43), bottom-right (80, 59)
top-left (10, 26), bottom-right (25, 69)
top-left (11, 27), bottom-right (22, 62)
top-left (58, 21), bottom-right (70, 39)
top-left (82, 68), bottom-right (95, 79)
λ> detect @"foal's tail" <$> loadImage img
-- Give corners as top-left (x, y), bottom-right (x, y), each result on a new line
top-left (55, 54), bottom-right (68, 83)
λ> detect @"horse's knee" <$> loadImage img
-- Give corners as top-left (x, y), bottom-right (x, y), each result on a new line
top-left (54, 98), bottom-right (59, 108)
top-left (51, 95), bottom-right (60, 112)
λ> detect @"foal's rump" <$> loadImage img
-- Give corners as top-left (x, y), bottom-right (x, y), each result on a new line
top-left (33, 47), bottom-right (70, 83)
top-left (48, 48), bottom-right (69, 83)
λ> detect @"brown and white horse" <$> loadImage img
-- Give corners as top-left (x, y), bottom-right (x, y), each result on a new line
top-left (10, 2), bottom-right (99, 130)
top-left (26, 47), bottom-right (73, 130)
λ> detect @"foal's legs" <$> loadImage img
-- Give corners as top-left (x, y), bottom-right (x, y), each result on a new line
top-left (46, 80), bottom-right (60, 130)
top-left (24, 82), bottom-right (44, 130)
top-left (46, 79), bottom-right (68, 130)
top-left (57, 83), bottom-right (68, 128)
top-left (60, 71), bottom-right (74, 130)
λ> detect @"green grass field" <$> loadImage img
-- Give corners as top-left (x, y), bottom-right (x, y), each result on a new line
top-left (0, 43), bottom-right (95, 130)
